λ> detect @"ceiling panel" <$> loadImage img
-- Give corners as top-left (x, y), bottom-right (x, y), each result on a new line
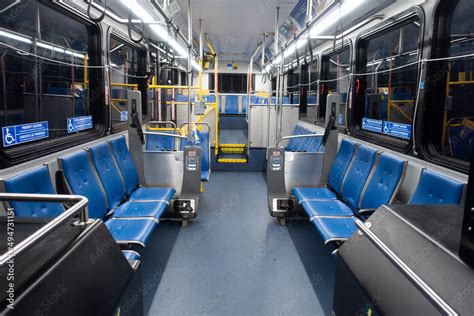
top-left (176, 0), bottom-right (298, 62)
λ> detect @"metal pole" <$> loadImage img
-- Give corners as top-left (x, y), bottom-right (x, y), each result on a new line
top-left (273, 7), bottom-right (280, 147)
top-left (187, 0), bottom-right (193, 137)
top-left (1, 53), bottom-right (7, 127)
top-left (261, 33), bottom-right (266, 70)
top-left (278, 48), bottom-right (284, 140)
top-left (306, 0), bottom-right (313, 23)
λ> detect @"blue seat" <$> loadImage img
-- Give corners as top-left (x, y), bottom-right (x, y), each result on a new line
top-left (122, 250), bottom-right (141, 261)
top-left (309, 153), bottom-right (407, 243)
top-left (225, 95), bottom-right (239, 114)
top-left (59, 150), bottom-right (158, 247)
top-left (409, 169), bottom-right (464, 205)
top-left (292, 139), bottom-right (358, 203)
top-left (287, 125), bottom-right (305, 151)
top-left (181, 130), bottom-right (211, 181)
top-left (146, 131), bottom-right (176, 151)
top-left (88, 143), bottom-right (168, 220)
top-left (110, 136), bottom-right (176, 201)
top-left (3, 165), bottom-right (64, 218)
top-left (300, 145), bottom-right (377, 219)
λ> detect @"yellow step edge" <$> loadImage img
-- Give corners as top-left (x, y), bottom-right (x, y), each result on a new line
top-left (220, 148), bottom-right (245, 153)
top-left (217, 158), bottom-right (248, 163)
top-left (219, 143), bottom-right (246, 148)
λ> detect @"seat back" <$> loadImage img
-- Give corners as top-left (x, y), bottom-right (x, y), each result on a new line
top-left (225, 95), bottom-right (239, 114)
top-left (59, 151), bottom-right (108, 219)
top-left (145, 131), bottom-right (176, 151)
top-left (89, 143), bottom-right (126, 209)
top-left (359, 154), bottom-right (407, 209)
top-left (340, 145), bottom-right (378, 209)
top-left (3, 166), bottom-right (64, 217)
top-left (326, 139), bottom-right (358, 192)
top-left (110, 137), bottom-right (139, 195)
top-left (409, 169), bottom-right (464, 205)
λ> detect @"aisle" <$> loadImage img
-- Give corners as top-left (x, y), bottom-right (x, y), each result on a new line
top-left (142, 172), bottom-right (335, 315)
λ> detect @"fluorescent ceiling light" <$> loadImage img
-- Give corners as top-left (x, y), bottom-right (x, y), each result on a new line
top-left (0, 30), bottom-right (32, 44)
top-left (120, 0), bottom-right (189, 58)
top-left (309, 0), bottom-right (364, 38)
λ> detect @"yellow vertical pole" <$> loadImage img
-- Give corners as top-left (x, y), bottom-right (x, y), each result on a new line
top-left (215, 56), bottom-right (219, 155)
top-left (442, 63), bottom-right (451, 146)
top-left (84, 54), bottom-right (89, 90)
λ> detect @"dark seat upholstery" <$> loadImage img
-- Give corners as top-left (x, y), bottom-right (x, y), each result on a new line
top-left (110, 136), bottom-right (176, 201)
top-left (292, 139), bottom-right (358, 203)
top-left (3, 165), bottom-right (64, 218)
top-left (59, 151), bottom-right (158, 247)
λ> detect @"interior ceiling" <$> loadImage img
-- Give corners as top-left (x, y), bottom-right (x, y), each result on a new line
top-left (175, 0), bottom-right (298, 62)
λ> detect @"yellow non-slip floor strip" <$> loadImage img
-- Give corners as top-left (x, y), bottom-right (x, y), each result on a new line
top-left (217, 158), bottom-right (248, 163)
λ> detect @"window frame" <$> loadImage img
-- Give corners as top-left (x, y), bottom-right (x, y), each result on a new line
top-left (0, 0), bottom-right (105, 168)
top-left (420, 0), bottom-right (472, 172)
top-left (107, 30), bottom-right (146, 133)
top-left (318, 43), bottom-right (353, 128)
top-left (349, 8), bottom-right (425, 153)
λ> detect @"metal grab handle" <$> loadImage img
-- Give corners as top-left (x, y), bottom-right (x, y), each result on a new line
top-left (276, 133), bottom-right (324, 147)
top-left (143, 131), bottom-right (187, 139)
top-left (147, 121), bottom-right (177, 128)
top-left (0, 193), bottom-right (89, 266)
top-left (354, 220), bottom-right (458, 316)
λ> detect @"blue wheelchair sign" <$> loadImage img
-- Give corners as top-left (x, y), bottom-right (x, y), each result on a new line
top-left (2, 121), bottom-right (49, 147)
top-left (67, 116), bottom-right (93, 134)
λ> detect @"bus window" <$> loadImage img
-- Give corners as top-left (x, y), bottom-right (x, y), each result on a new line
top-left (355, 19), bottom-right (421, 144)
top-left (0, 1), bottom-right (97, 149)
top-left (305, 60), bottom-right (319, 123)
top-left (320, 47), bottom-right (350, 127)
top-left (437, 0), bottom-right (474, 163)
top-left (109, 36), bottom-right (140, 131)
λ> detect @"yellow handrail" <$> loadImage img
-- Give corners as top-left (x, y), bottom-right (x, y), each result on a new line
top-left (111, 83), bottom-right (138, 89)
top-left (148, 85), bottom-right (200, 90)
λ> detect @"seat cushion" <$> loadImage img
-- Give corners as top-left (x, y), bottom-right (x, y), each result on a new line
top-left (311, 217), bottom-right (358, 244)
top-left (122, 250), bottom-right (141, 261)
top-left (112, 201), bottom-right (168, 220)
top-left (129, 187), bottom-right (175, 202)
top-left (292, 187), bottom-right (337, 203)
top-left (105, 218), bottom-right (158, 247)
top-left (300, 200), bottom-right (355, 218)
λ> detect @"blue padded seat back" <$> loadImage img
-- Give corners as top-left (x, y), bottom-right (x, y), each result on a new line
top-left (145, 131), bottom-right (175, 151)
top-left (225, 95), bottom-right (239, 114)
top-left (89, 143), bottom-right (126, 209)
top-left (327, 139), bottom-right (357, 191)
top-left (299, 129), bottom-right (314, 152)
top-left (360, 154), bottom-right (406, 209)
top-left (287, 125), bottom-right (303, 151)
top-left (4, 166), bottom-right (64, 218)
top-left (110, 137), bottom-right (139, 196)
top-left (307, 137), bottom-right (323, 153)
top-left (200, 131), bottom-right (210, 173)
top-left (409, 169), bottom-right (464, 205)
top-left (294, 128), bottom-right (310, 152)
top-left (340, 145), bottom-right (377, 209)
top-left (60, 151), bottom-right (108, 219)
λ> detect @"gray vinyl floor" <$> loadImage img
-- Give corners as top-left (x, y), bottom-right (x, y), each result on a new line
top-left (134, 172), bottom-right (335, 315)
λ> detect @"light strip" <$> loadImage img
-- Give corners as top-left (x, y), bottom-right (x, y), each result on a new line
top-left (0, 30), bottom-right (32, 44)
top-left (119, 0), bottom-right (200, 70)
top-left (309, 0), bottom-right (364, 38)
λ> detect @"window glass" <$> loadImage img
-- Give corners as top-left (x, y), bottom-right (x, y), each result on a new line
top-left (109, 36), bottom-right (139, 131)
top-left (210, 74), bottom-right (248, 93)
top-left (439, 0), bottom-right (474, 162)
top-left (0, 2), bottom-right (93, 148)
top-left (320, 47), bottom-right (350, 126)
top-left (357, 20), bottom-right (420, 141)
top-left (304, 60), bottom-right (319, 122)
